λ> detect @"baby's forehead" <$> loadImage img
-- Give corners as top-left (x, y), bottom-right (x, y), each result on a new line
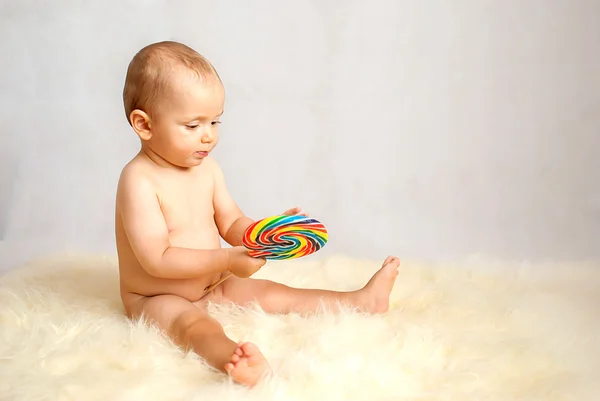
top-left (157, 68), bottom-right (224, 113)
top-left (166, 67), bottom-right (224, 98)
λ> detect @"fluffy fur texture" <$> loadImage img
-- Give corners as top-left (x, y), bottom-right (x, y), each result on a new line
top-left (0, 253), bottom-right (598, 400)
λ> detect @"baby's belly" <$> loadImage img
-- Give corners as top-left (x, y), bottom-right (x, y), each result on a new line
top-left (122, 270), bottom-right (222, 303)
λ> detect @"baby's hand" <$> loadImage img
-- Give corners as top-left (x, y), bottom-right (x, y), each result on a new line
top-left (282, 207), bottom-right (309, 217)
top-left (227, 247), bottom-right (266, 278)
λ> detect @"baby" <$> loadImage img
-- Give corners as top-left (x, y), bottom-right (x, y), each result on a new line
top-left (115, 41), bottom-right (401, 387)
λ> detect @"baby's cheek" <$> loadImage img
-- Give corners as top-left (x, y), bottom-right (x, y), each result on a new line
top-left (174, 132), bottom-right (195, 149)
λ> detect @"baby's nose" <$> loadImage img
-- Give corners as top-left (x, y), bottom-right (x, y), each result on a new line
top-left (200, 127), bottom-right (215, 143)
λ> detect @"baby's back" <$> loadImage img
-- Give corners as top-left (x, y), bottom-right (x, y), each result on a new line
top-left (115, 154), bottom-right (223, 303)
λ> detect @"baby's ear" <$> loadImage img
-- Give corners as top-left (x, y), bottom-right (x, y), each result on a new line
top-left (130, 110), bottom-right (153, 141)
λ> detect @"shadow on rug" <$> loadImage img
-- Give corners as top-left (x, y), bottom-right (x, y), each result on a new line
top-left (0, 252), bottom-right (598, 401)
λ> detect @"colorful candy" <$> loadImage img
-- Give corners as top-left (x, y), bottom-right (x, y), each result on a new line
top-left (242, 215), bottom-right (328, 260)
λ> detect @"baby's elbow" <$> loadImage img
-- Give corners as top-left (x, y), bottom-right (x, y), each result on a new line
top-left (138, 253), bottom-right (167, 278)
top-left (142, 262), bottom-right (165, 278)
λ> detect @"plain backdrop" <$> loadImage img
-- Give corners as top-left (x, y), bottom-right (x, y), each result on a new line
top-left (1, 0), bottom-right (599, 270)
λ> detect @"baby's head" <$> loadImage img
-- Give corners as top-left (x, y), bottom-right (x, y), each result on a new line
top-left (123, 41), bottom-right (225, 167)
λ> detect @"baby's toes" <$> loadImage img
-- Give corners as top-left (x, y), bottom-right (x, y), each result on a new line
top-left (382, 256), bottom-right (397, 265)
top-left (235, 347), bottom-right (244, 357)
top-left (225, 363), bottom-right (235, 373)
top-left (231, 353), bottom-right (241, 363)
top-left (240, 342), bottom-right (261, 357)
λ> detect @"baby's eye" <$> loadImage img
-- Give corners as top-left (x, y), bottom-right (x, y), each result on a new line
top-left (211, 121), bottom-right (222, 126)
top-left (186, 124), bottom-right (199, 129)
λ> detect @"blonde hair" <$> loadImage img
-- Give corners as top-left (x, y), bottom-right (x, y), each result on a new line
top-left (122, 41), bottom-right (221, 124)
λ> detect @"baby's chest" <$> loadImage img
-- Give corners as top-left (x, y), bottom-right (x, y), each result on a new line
top-left (156, 179), bottom-right (216, 230)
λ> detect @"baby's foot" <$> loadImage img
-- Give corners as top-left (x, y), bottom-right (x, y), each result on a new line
top-left (355, 256), bottom-right (400, 313)
top-left (224, 342), bottom-right (271, 387)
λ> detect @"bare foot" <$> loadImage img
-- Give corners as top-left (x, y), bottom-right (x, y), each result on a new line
top-left (224, 342), bottom-right (271, 387)
top-left (354, 256), bottom-right (400, 313)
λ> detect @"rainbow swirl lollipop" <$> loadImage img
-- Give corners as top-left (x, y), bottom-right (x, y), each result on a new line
top-left (242, 215), bottom-right (328, 260)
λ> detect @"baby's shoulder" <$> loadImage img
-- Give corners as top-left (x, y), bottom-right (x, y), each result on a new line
top-left (198, 156), bottom-right (226, 183)
top-left (202, 155), bottom-right (226, 177)
top-left (201, 155), bottom-right (219, 170)
top-left (119, 157), bottom-right (151, 180)
top-left (116, 158), bottom-right (156, 196)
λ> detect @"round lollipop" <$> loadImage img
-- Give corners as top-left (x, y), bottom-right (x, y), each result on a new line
top-left (203, 214), bottom-right (328, 293)
top-left (242, 215), bottom-right (328, 260)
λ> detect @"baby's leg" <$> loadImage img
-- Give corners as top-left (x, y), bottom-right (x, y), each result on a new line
top-left (126, 293), bottom-right (270, 387)
top-left (220, 256), bottom-right (400, 315)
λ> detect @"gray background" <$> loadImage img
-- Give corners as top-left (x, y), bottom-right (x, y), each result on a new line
top-left (1, 0), bottom-right (599, 270)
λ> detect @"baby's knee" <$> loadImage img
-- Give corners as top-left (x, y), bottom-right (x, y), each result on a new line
top-left (171, 311), bottom-right (223, 344)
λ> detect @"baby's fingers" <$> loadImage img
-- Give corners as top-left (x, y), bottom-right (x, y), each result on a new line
top-left (282, 207), bottom-right (308, 216)
top-left (281, 207), bottom-right (299, 216)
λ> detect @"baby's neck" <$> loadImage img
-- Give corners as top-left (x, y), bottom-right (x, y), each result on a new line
top-left (139, 146), bottom-right (193, 173)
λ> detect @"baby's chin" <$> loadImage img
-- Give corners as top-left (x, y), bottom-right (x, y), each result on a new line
top-left (189, 154), bottom-right (209, 165)
top-left (186, 157), bottom-right (211, 168)
top-left (177, 152), bottom-right (211, 167)
top-left (163, 157), bottom-right (206, 170)
top-left (182, 159), bottom-right (206, 168)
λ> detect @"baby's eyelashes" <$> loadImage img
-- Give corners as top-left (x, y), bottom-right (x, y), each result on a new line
top-left (185, 121), bottom-right (221, 129)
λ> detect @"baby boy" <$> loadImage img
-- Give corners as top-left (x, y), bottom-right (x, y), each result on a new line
top-left (115, 41), bottom-right (401, 387)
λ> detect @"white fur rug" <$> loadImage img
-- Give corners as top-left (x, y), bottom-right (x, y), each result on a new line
top-left (0, 253), bottom-right (598, 401)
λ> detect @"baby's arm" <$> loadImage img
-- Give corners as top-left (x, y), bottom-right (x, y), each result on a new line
top-left (117, 167), bottom-right (230, 279)
top-left (211, 160), bottom-right (254, 247)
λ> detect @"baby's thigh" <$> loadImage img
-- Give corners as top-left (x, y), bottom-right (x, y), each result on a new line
top-left (128, 294), bottom-right (218, 341)
top-left (220, 276), bottom-right (286, 307)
